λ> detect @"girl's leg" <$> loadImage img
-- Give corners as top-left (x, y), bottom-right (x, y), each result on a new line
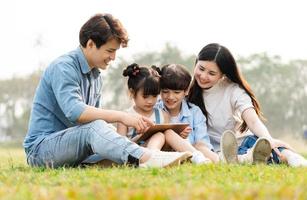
top-left (164, 129), bottom-right (211, 164)
top-left (146, 132), bottom-right (165, 150)
top-left (194, 141), bottom-right (219, 163)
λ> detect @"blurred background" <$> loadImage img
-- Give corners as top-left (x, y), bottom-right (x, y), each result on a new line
top-left (1, 0), bottom-right (306, 151)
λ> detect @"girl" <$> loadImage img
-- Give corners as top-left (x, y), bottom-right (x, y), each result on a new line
top-left (118, 63), bottom-right (210, 164)
top-left (188, 43), bottom-right (307, 167)
top-left (157, 64), bottom-right (219, 163)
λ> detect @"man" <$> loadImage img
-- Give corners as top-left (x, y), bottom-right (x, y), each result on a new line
top-left (24, 13), bottom-right (191, 168)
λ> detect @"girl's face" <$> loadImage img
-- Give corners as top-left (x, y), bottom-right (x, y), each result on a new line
top-left (160, 89), bottom-right (187, 116)
top-left (194, 60), bottom-right (223, 89)
top-left (133, 89), bottom-right (158, 114)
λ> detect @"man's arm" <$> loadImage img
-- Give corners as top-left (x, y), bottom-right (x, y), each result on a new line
top-left (78, 105), bottom-right (154, 134)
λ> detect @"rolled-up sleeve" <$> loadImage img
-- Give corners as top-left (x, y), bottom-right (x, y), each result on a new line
top-left (50, 62), bottom-right (86, 123)
top-left (192, 107), bottom-right (213, 150)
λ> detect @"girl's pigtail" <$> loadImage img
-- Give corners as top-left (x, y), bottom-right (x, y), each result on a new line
top-left (123, 63), bottom-right (139, 77)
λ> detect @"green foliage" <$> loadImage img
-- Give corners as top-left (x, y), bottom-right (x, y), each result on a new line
top-left (0, 148), bottom-right (307, 199)
top-left (1, 44), bottom-right (307, 140)
top-left (0, 70), bottom-right (42, 141)
top-left (238, 53), bottom-right (307, 136)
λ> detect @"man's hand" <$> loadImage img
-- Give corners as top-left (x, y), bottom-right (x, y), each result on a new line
top-left (121, 113), bottom-right (154, 134)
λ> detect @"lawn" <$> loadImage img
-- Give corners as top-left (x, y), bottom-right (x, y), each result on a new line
top-left (0, 147), bottom-right (306, 200)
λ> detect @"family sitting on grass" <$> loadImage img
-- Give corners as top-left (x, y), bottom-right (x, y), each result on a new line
top-left (23, 13), bottom-right (307, 169)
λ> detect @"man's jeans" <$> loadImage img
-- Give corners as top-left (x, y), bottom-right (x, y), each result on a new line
top-left (238, 135), bottom-right (285, 164)
top-left (26, 120), bottom-right (144, 168)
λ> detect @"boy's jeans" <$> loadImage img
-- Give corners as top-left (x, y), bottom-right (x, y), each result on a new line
top-left (26, 120), bottom-right (144, 168)
top-left (237, 135), bottom-right (285, 164)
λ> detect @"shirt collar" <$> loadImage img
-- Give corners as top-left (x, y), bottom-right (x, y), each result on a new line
top-left (159, 98), bottom-right (191, 119)
top-left (76, 46), bottom-right (100, 78)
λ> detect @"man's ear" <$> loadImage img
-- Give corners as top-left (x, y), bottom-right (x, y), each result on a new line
top-left (86, 39), bottom-right (95, 49)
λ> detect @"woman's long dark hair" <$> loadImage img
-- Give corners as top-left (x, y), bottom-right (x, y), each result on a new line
top-left (188, 43), bottom-right (264, 133)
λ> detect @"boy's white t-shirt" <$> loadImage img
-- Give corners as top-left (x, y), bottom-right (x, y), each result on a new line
top-left (203, 78), bottom-right (254, 151)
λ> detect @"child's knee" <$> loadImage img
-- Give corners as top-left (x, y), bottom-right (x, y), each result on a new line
top-left (153, 132), bottom-right (165, 141)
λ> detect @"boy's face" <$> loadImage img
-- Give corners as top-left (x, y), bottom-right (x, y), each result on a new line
top-left (86, 38), bottom-right (120, 70)
top-left (160, 89), bottom-right (187, 115)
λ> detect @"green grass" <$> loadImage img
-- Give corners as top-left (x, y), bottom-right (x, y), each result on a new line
top-left (0, 148), bottom-right (306, 200)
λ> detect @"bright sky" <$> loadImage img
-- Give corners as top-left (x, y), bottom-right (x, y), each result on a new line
top-left (1, 0), bottom-right (306, 79)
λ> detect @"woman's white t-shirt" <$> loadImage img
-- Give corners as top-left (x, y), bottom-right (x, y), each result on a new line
top-left (203, 78), bottom-right (254, 151)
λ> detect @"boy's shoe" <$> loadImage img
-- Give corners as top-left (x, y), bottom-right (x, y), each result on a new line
top-left (221, 130), bottom-right (239, 164)
top-left (191, 151), bottom-right (212, 164)
top-left (139, 151), bottom-right (192, 168)
top-left (252, 137), bottom-right (272, 164)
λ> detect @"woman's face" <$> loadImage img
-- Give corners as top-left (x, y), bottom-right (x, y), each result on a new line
top-left (194, 60), bottom-right (223, 89)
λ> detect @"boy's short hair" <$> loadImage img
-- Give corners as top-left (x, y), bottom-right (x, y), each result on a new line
top-left (79, 13), bottom-right (129, 48)
top-left (160, 64), bottom-right (191, 90)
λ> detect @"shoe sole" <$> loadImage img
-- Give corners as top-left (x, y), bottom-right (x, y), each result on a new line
top-left (252, 138), bottom-right (271, 164)
top-left (164, 152), bottom-right (193, 167)
top-left (221, 130), bottom-right (239, 164)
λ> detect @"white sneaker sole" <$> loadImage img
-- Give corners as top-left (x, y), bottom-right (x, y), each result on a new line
top-left (252, 138), bottom-right (271, 164)
top-left (221, 130), bottom-right (239, 164)
top-left (165, 152), bottom-right (193, 167)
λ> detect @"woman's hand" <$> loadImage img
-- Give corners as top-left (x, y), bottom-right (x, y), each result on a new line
top-left (179, 126), bottom-right (192, 139)
top-left (268, 138), bottom-right (294, 160)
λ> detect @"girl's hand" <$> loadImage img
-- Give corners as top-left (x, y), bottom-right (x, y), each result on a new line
top-left (122, 113), bottom-right (154, 134)
top-left (179, 126), bottom-right (192, 139)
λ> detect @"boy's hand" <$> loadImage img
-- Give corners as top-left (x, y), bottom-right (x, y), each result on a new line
top-left (179, 126), bottom-right (192, 139)
top-left (122, 113), bottom-right (154, 134)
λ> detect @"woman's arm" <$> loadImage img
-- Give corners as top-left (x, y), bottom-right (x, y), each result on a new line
top-left (241, 108), bottom-right (272, 140)
top-left (242, 108), bottom-right (293, 156)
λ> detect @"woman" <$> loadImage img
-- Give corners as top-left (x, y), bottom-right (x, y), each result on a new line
top-left (188, 43), bottom-right (307, 167)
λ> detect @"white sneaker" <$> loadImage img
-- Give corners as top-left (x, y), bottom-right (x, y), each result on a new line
top-left (285, 152), bottom-right (307, 167)
top-left (252, 137), bottom-right (272, 164)
top-left (221, 130), bottom-right (239, 164)
top-left (191, 151), bottom-right (211, 164)
top-left (139, 151), bottom-right (192, 168)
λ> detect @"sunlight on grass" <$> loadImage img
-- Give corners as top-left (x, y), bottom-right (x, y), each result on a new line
top-left (0, 148), bottom-right (306, 200)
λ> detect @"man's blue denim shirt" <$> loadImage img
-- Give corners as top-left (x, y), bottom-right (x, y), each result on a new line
top-left (23, 46), bottom-right (102, 153)
top-left (156, 99), bottom-right (213, 150)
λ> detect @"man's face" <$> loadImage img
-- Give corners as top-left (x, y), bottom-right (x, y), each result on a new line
top-left (86, 38), bottom-right (120, 70)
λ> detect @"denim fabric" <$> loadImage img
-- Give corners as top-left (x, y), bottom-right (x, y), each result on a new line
top-left (27, 120), bottom-right (144, 168)
top-left (24, 46), bottom-right (102, 151)
top-left (24, 46), bottom-right (145, 167)
top-left (156, 99), bottom-right (213, 150)
top-left (238, 135), bottom-right (285, 164)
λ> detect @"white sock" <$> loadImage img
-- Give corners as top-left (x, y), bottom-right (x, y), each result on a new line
top-left (191, 151), bottom-right (211, 164)
top-left (282, 149), bottom-right (307, 167)
top-left (238, 149), bottom-right (253, 164)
